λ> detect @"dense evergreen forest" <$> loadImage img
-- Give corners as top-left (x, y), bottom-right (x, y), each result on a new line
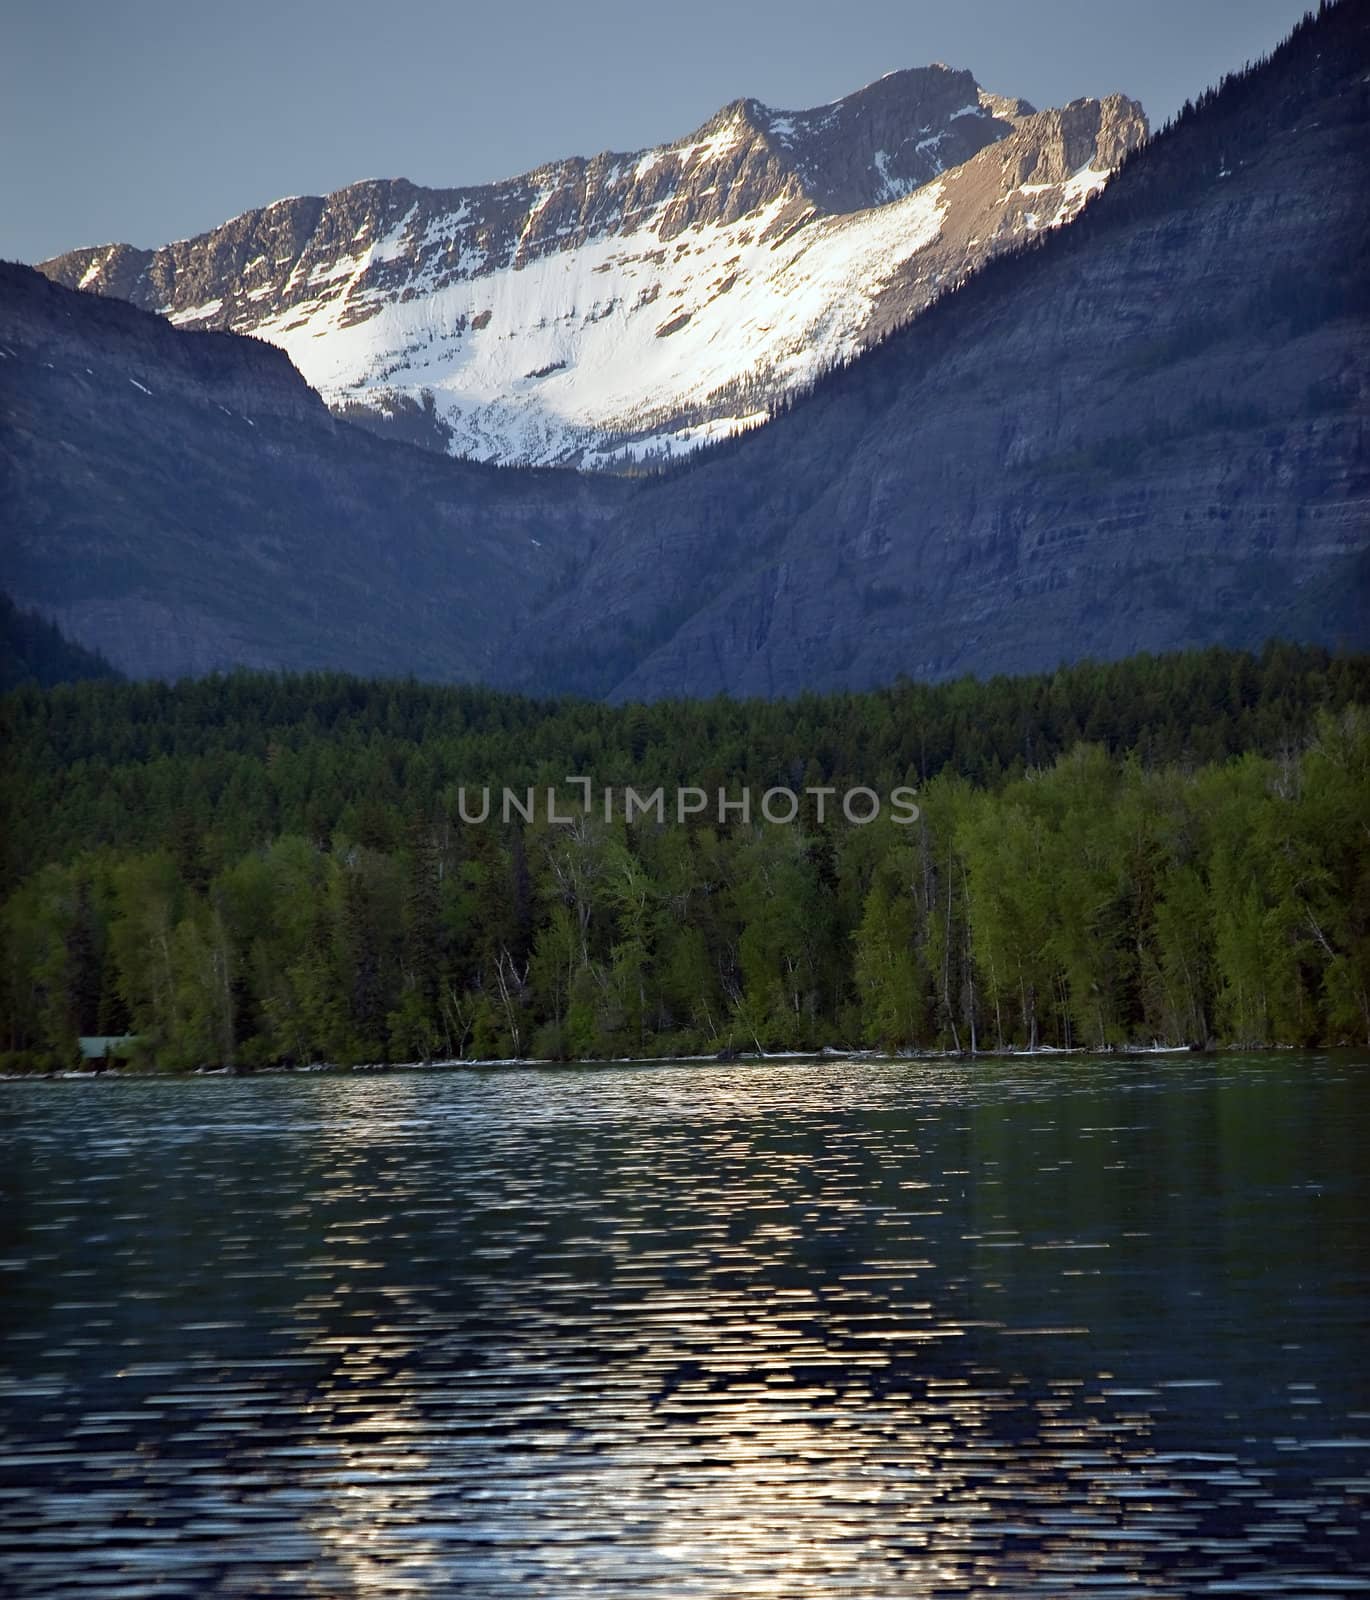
top-left (0, 594), bottom-right (123, 695)
top-left (2, 643), bottom-right (1367, 1069)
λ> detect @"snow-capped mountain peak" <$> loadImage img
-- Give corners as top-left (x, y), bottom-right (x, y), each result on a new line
top-left (40, 67), bottom-right (1145, 467)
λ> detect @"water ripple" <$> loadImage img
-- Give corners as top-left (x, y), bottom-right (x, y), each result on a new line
top-left (1, 1054), bottom-right (1368, 1595)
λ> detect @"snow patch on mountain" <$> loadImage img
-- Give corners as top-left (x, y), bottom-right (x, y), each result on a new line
top-left (250, 183), bottom-right (948, 467)
top-left (38, 68), bottom-right (1147, 468)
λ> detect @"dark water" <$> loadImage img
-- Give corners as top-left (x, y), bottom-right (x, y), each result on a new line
top-left (2, 1054), bottom-right (1368, 1597)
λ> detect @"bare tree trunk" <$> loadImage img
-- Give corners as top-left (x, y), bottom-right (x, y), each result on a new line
top-left (943, 849), bottom-right (961, 1053)
top-left (987, 941), bottom-right (1005, 1052)
top-left (494, 947), bottom-right (527, 1056)
top-left (960, 861), bottom-right (977, 1054)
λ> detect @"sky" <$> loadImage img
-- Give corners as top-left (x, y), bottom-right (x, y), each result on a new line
top-left (3, 0), bottom-right (1318, 264)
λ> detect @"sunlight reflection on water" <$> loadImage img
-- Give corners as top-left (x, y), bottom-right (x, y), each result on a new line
top-left (1, 1054), bottom-right (1368, 1595)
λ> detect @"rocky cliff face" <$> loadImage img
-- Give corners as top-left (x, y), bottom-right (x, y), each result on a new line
top-left (0, 263), bottom-right (623, 681)
top-left (38, 69), bottom-right (1144, 468)
top-left (499, 2), bottom-right (1369, 699)
top-left (4, 262), bottom-right (327, 427)
top-left (9, 6), bottom-right (1364, 695)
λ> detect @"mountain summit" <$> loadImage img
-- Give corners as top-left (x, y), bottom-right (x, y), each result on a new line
top-left (39, 68), bottom-right (1145, 467)
top-left (14, 8), bottom-right (1361, 694)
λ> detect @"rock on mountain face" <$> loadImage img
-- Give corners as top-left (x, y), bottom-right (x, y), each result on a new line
top-left (498, 1), bottom-right (1370, 699)
top-left (10, 5), bottom-right (1364, 696)
top-left (39, 68), bottom-right (1145, 468)
top-left (0, 262), bottom-right (622, 680)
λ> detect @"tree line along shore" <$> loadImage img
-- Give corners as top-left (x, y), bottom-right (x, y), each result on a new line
top-left (2, 644), bottom-right (1367, 1070)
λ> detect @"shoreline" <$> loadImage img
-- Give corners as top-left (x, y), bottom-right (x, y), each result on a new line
top-left (0, 1041), bottom-right (1332, 1082)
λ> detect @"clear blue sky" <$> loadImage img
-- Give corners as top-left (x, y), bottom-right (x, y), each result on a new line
top-left (3, 0), bottom-right (1317, 263)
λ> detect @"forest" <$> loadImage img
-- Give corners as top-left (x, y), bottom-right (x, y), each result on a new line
top-left (0, 593), bottom-right (122, 695)
top-left (1, 643), bottom-right (1367, 1069)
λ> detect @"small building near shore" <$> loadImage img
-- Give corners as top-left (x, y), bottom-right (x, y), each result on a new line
top-left (77, 1035), bottom-right (137, 1061)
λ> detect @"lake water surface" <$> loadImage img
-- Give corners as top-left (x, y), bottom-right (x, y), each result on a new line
top-left (2, 1054), bottom-right (1368, 1596)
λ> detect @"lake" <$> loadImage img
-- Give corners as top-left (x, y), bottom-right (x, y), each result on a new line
top-left (2, 1054), bottom-right (1368, 1596)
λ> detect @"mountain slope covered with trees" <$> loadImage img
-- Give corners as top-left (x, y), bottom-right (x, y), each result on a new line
top-left (0, 593), bottom-right (122, 692)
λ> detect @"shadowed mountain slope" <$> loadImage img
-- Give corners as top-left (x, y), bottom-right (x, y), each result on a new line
top-left (38, 69), bottom-right (1143, 468)
top-left (501, 1), bottom-right (1370, 699)
top-left (0, 263), bottom-right (624, 679)
top-left (5, 4), bottom-right (1366, 694)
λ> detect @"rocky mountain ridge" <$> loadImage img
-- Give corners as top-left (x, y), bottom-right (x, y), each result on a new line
top-left (498, 1), bottom-right (1369, 699)
top-left (39, 68), bottom-right (1145, 467)
top-left (7, 4), bottom-right (1365, 694)
top-left (0, 261), bottom-right (622, 680)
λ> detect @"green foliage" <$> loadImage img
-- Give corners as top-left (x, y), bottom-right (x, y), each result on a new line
top-left (853, 840), bottom-right (927, 1050)
top-left (1, 648), bottom-right (1368, 1067)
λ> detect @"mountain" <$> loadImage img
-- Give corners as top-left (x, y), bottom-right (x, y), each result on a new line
top-left (500, 1), bottom-right (1370, 699)
top-left (37, 69), bottom-right (1145, 468)
top-left (5, 4), bottom-right (1366, 694)
top-left (0, 262), bottom-right (622, 680)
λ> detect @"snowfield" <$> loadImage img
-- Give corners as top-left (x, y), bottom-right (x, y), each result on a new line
top-left (43, 69), bottom-right (1144, 468)
top-left (247, 182), bottom-right (949, 467)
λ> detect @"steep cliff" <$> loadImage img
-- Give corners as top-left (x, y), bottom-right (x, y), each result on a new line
top-left (6, 6), bottom-right (1365, 694)
top-left (0, 263), bottom-right (624, 680)
top-left (503, 2), bottom-right (1370, 699)
top-left (38, 69), bottom-right (1144, 468)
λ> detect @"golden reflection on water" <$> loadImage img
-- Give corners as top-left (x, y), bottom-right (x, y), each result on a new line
top-left (1, 1056), bottom-right (1368, 1595)
top-left (265, 1073), bottom-right (1187, 1596)
top-left (284, 1336), bottom-right (1179, 1596)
